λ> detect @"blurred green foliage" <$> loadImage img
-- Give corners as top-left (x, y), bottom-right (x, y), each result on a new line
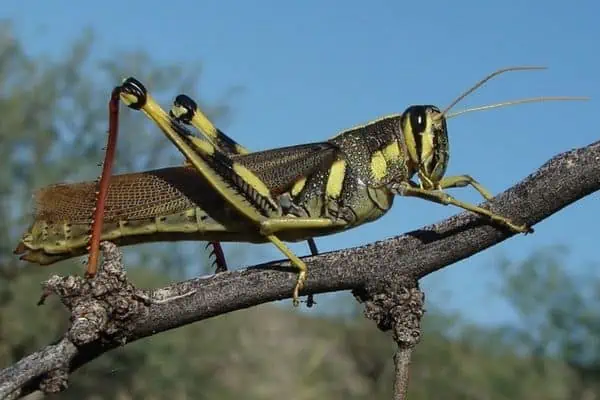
top-left (0, 22), bottom-right (598, 399)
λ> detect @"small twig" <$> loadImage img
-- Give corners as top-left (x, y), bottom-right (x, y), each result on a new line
top-left (391, 287), bottom-right (424, 400)
top-left (393, 346), bottom-right (413, 400)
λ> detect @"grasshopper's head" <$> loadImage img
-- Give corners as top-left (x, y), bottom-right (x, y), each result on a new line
top-left (399, 105), bottom-right (449, 188)
top-left (397, 66), bottom-right (588, 189)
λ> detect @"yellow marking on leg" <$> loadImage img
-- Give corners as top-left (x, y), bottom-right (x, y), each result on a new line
top-left (191, 113), bottom-right (219, 142)
top-left (142, 97), bottom-right (218, 156)
top-left (150, 100), bottom-right (278, 212)
top-left (267, 234), bottom-right (307, 306)
top-left (170, 103), bottom-right (220, 140)
top-left (189, 114), bottom-right (249, 155)
top-left (370, 150), bottom-right (388, 181)
top-left (291, 177), bottom-right (307, 197)
top-left (326, 159), bottom-right (346, 199)
top-left (438, 175), bottom-right (493, 200)
top-left (232, 163), bottom-right (273, 198)
top-left (171, 102), bottom-right (250, 156)
top-left (260, 217), bottom-right (340, 235)
top-left (185, 135), bottom-right (216, 156)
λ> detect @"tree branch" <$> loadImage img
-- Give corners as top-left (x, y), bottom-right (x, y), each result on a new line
top-left (1, 140), bottom-right (599, 399)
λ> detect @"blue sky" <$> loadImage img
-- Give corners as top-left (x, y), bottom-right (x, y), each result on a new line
top-left (3, 0), bottom-right (599, 325)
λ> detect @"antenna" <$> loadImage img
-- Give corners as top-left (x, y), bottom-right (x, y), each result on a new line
top-left (437, 66), bottom-right (588, 119)
top-left (446, 96), bottom-right (589, 119)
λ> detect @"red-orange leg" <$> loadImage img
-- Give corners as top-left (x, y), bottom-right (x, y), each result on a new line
top-left (86, 87), bottom-right (121, 277)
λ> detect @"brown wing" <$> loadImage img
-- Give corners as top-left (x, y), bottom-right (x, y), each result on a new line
top-left (33, 167), bottom-right (216, 223)
top-left (232, 142), bottom-right (339, 195)
top-left (33, 143), bottom-right (338, 223)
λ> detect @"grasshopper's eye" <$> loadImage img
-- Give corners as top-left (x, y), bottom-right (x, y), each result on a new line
top-left (409, 106), bottom-right (428, 134)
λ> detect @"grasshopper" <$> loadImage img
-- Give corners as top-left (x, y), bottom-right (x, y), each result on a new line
top-left (14, 66), bottom-right (586, 306)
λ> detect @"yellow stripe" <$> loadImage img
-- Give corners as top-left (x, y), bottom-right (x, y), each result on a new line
top-left (191, 113), bottom-right (219, 140)
top-left (186, 135), bottom-right (216, 156)
top-left (370, 150), bottom-right (387, 181)
top-left (291, 177), bottom-right (307, 197)
top-left (401, 116), bottom-right (419, 164)
top-left (232, 163), bottom-right (272, 198)
top-left (326, 159), bottom-right (346, 198)
top-left (172, 102), bottom-right (249, 156)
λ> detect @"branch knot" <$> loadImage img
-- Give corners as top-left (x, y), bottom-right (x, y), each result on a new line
top-left (355, 283), bottom-right (425, 348)
top-left (38, 242), bottom-right (148, 346)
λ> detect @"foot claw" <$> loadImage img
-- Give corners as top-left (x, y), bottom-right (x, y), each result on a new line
top-left (292, 271), bottom-right (307, 307)
top-left (510, 222), bottom-right (534, 235)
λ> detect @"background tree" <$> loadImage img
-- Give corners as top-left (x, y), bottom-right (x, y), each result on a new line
top-left (498, 247), bottom-right (600, 399)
